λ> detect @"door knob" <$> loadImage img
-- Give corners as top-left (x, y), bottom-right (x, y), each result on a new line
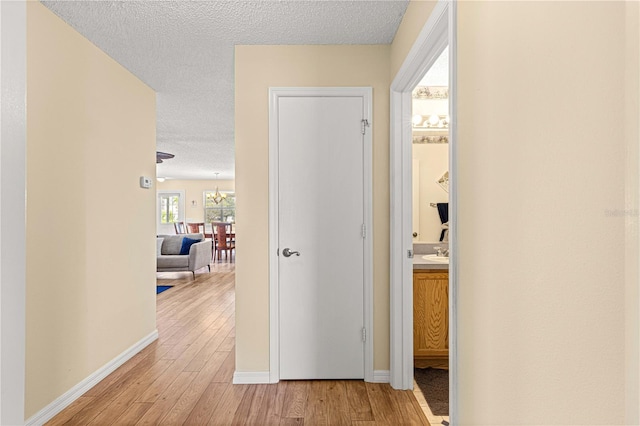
top-left (282, 248), bottom-right (300, 257)
top-left (413, 232), bottom-right (418, 237)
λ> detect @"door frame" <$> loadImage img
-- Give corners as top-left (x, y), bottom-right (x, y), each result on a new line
top-left (389, 0), bottom-right (458, 419)
top-left (1, 1), bottom-right (27, 423)
top-left (268, 87), bottom-right (374, 383)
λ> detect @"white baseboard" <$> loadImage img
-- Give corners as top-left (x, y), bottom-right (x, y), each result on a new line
top-left (25, 330), bottom-right (159, 426)
top-left (232, 369), bottom-right (389, 385)
top-left (372, 370), bottom-right (390, 383)
top-left (232, 371), bottom-right (271, 384)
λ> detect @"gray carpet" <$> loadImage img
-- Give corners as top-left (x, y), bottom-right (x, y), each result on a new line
top-left (414, 367), bottom-right (448, 416)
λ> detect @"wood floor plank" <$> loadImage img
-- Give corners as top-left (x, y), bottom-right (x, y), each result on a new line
top-left (218, 335), bottom-right (235, 351)
top-left (345, 380), bottom-right (374, 421)
top-left (159, 351), bottom-right (230, 425)
top-left (183, 312), bottom-right (235, 372)
top-left (304, 380), bottom-right (327, 424)
top-left (137, 326), bottom-right (228, 403)
top-left (243, 384), bottom-right (271, 424)
top-left (110, 402), bottom-right (153, 425)
top-left (47, 263), bottom-right (430, 426)
top-left (210, 348), bottom-right (236, 383)
top-left (282, 381), bottom-right (310, 418)
top-left (82, 341), bottom-right (171, 399)
top-left (182, 382), bottom-right (229, 425)
top-left (61, 359), bottom-right (164, 425)
top-left (83, 359), bottom-right (174, 425)
top-left (280, 418), bottom-right (304, 425)
top-left (392, 389), bottom-right (430, 426)
top-left (326, 381), bottom-right (351, 426)
top-left (206, 383), bottom-right (249, 425)
top-left (231, 385), bottom-right (258, 424)
top-left (264, 382), bottom-right (288, 425)
top-left (43, 396), bottom-right (95, 426)
top-left (365, 383), bottom-right (399, 425)
top-left (134, 371), bottom-right (197, 425)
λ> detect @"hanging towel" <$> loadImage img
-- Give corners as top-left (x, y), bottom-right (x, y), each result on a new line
top-left (436, 203), bottom-right (449, 241)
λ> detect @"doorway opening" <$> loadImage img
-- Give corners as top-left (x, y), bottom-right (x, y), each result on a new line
top-left (410, 46), bottom-right (450, 425)
top-left (389, 0), bottom-right (457, 423)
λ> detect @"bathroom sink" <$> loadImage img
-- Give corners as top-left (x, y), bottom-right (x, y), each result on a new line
top-left (422, 254), bottom-right (449, 262)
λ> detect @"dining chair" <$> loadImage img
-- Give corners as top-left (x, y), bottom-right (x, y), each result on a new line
top-left (212, 222), bottom-right (235, 261)
top-left (187, 222), bottom-right (204, 234)
top-left (174, 221), bottom-right (186, 234)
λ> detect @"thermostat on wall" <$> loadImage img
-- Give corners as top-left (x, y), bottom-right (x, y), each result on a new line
top-left (140, 176), bottom-right (152, 189)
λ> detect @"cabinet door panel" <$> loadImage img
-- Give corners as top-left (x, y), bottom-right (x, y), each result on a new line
top-left (413, 271), bottom-right (449, 358)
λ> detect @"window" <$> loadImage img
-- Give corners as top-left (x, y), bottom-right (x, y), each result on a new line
top-left (204, 191), bottom-right (235, 222)
top-left (160, 194), bottom-right (180, 224)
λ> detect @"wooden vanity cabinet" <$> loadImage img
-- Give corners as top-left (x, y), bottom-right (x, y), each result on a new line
top-left (413, 270), bottom-right (449, 369)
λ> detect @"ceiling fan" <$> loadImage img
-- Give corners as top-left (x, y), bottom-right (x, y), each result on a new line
top-left (156, 151), bottom-right (175, 164)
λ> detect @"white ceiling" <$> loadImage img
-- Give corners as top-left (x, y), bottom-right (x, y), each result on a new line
top-left (41, 0), bottom-right (410, 180)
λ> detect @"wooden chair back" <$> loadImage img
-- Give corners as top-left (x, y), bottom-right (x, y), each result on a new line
top-left (212, 222), bottom-right (235, 261)
top-left (214, 224), bottom-right (232, 249)
top-left (174, 221), bottom-right (186, 234)
top-left (187, 222), bottom-right (205, 234)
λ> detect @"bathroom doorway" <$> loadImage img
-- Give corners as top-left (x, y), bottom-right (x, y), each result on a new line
top-left (410, 46), bottom-right (450, 426)
top-left (389, 0), bottom-right (458, 423)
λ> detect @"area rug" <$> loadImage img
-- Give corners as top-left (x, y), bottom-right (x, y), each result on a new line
top-left (156, 285), bottom-right (173, 294)
top-left (414, 367), bottom-right (448, 416)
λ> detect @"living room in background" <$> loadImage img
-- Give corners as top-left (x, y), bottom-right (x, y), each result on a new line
top-left (157, 190), bottom-right (185, 235)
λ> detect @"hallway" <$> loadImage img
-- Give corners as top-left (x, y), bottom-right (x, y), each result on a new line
top-left (47, 264), bottom-right (429, 425)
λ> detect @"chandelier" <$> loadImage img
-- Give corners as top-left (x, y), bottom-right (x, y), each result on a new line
top-left (212, 172), bottom-right (227, 204)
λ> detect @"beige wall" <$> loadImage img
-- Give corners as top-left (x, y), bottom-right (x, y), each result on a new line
top-left (390, 0), bottom-right (437, 79)
top-left (156, 179), bottom-right (235, 229)
top-left (412, 144), bottom-right (448, 242)
top-left (25, 2), bottom-right (157, 418)
top-left (391, 0), bottom-right (639, 423)
top-left (624, 2), bottom-right (640, 422)
top-left (235, 45), bottom-right (390, 372)
top-left (455, 1), bottom-right (634, 424)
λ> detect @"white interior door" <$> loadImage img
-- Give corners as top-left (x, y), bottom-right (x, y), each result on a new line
top-left (277, 93), bottom-right (366, 380)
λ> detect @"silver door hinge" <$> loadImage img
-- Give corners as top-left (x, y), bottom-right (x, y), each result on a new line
top-left (408, 249), bottom-right (414, 259)
top-left (361, 119), bottom-right (369, 135)
top-left (277, 248), bottom-right (279, 256)
top-left (361, 223), bottom-right (366, 238)
top-left (362, 327), bottom-right (367, 342)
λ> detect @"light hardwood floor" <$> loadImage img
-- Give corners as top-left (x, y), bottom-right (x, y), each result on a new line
top-left (47, 262), bottom-right (430, 425)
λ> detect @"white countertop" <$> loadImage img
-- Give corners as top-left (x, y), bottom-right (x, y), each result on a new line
top-left (413, 255), bottom-right (449, 270)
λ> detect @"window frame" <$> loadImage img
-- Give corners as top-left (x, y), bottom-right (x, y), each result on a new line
top-left (203, 190), bottom-right (236, 223)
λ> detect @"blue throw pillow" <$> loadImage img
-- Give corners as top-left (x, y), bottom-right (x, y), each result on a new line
top-left (179, 237), bottom-right (200, 255)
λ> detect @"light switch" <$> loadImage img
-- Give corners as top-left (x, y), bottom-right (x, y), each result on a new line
top-left (140, 176), bottom-right (152, 189)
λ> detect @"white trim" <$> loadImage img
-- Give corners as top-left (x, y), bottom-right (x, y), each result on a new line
top-left (25, 330), bottom-right (158, 426)
top-left (372, 370), bottom-right (390, 383)
top-left (0, 2), bottom-right (27, 424)
top-left (390, 2), bottom-right (450, 93)
top-left (448, 2), bottom-right (459, 422)
top-left (268, 87), bottom-right (280, 384)
top-left (232, 371), bottom-right (270, 384)
top-left (389, 7), bottom-right (458, 425)
top-left (269, 87), bottom-right (374, 383)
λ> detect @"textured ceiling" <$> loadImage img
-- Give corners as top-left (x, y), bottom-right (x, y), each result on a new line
top-left (41, 0), bottom-right (409, 180)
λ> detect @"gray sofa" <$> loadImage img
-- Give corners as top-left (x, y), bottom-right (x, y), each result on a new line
top-left (157, 233), bottom-right (211, 277)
